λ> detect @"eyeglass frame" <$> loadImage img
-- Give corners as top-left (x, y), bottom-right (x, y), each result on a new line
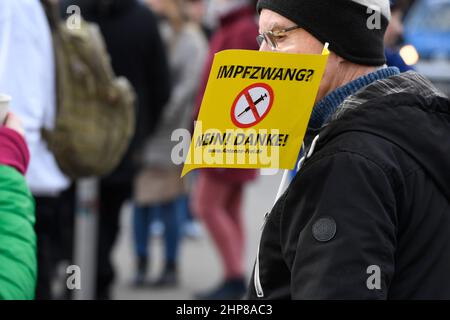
top-left (256, 25), bottom-right (302, 50)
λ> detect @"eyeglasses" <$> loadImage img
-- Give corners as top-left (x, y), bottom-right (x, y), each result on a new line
top-left (256, 25), bottom-right (302, 50)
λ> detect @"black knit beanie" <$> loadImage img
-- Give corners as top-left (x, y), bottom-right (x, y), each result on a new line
top-left (257, 0), bottom-right (391, 66)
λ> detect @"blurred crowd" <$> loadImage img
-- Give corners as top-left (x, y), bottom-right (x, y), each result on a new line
top-left (0, 0), bottom-right (261, 300)
top-left (0, 0), bottom-right (447, 300)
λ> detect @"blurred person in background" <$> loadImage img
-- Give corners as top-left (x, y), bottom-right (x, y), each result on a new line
top-left (0, 0), bottom-right (71, 300)
top-left (186, 0), bottom-right (214, 39)
top-left (60, 0), bottom-right (171, 300)
top-left (0, 113), bottom-right (35, 300)
top-left (191, 0), bottom-right (259, 300)
top-left (131, 0), bottom-right (208, 288)
top-left (180, 0), bottom-right (210, 240)
top-left (385, 0), bottom-right (414, 71)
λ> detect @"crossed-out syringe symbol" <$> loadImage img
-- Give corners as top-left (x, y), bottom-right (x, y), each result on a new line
top-left (237, 93), bottom-right (268, 118)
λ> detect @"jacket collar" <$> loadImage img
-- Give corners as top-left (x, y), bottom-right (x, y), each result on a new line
top-left (309, 67), bottom-right (400, 129)
top-left (316, 72), bottom-right (450, 200)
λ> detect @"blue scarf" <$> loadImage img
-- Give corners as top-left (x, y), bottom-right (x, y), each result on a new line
top-left (309, 67), bottom-right (400, 129)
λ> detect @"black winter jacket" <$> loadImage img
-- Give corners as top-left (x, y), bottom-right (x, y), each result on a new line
top-left (248, 72), bottom-right (450, 300)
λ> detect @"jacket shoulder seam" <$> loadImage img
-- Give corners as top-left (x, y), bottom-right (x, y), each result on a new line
top-left (299, 149), bottom-right (396, 192)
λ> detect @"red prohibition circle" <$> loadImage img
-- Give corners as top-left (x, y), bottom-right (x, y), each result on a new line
top-left (230, 82), bottom-right (274, 128)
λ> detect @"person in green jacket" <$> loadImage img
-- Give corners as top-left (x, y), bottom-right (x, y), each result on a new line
top-left (0, 113), bottom-right (36, 300)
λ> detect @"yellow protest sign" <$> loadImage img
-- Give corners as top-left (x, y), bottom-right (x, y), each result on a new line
top-left (181, 48), bottom-right (329, 177)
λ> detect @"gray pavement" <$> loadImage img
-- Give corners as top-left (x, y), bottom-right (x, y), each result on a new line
top-left (110, 170), bottom-right (284, 300)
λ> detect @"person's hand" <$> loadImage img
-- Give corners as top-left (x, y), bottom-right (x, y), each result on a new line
top-left (4, 113), bottom-right (25, 137)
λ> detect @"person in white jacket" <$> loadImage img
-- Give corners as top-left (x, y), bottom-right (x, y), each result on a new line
top-left (0, 0), bottom-right (70, 299)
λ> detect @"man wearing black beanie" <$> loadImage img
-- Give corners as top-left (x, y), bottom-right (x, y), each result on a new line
top-left (248, 0), bottom-right (450, 299)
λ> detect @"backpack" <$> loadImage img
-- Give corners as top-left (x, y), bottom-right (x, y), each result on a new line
top-left (40, 0), bottom-right (136, 179)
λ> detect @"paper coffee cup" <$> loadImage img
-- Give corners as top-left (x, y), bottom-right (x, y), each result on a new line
top-left (0, 94), bottom-right (11, 124)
